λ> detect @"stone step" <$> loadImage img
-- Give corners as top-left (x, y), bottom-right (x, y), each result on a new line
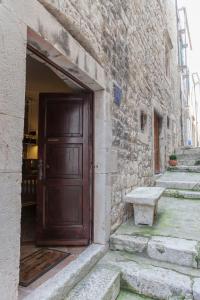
top-left (177, 153), bottom-right (200, 160)
top-left (164, 189), bottom-right (200, 199)
top-left (176, 147), bottom-right (200, 156)
top-left (156, 179), bottom-right (200, 190)
top-left (168, 165), bottom-right (200, 173)
top-left (155, 171), bottom-right (200, 190)
top-left (65, 267), bottom-right (120, 300)
top-left (117, 290), bottom-right (153, 300)
top-left (99, 251), bottom-right (197, 299)
top-left (110, 234), bottom-right (199, 268)
top-left (177, 159), bottom-right (200, 167)
top-left (22, 244), bottom-right (107, 300)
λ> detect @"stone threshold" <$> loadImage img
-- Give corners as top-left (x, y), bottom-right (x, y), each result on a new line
top-left (21, 244), bottom-right (107, 300)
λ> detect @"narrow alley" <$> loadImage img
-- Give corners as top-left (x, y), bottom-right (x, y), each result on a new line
top-left (1, 0), bottom-right (200, 299)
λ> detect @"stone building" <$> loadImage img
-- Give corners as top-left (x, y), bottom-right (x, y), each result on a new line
top-left (177, 5), bottom-right (193, 146)
top-left (191, 73), bottom-right (200, 147)
top-left (0, 0), bottom-right (182, 299)
top-left (177, 3), bottom-right (200, 148)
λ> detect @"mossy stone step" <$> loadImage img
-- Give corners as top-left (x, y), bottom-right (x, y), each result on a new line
top-left (164, 189), bottom-right (200, 200)
top-left (117, 290), bottom-right (153, 300)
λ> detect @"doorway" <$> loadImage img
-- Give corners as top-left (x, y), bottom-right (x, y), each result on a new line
top-left (154, 111), bottom-right (161, 174)
top-left (20, 50), bottom-right (93, 288)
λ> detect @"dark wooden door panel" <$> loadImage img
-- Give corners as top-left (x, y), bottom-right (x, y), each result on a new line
top-left (45, 185), bottom-right (83, 227)
top-left (46, 144), bottom-right (82, 179)
top-left (46, 101), bottom-right (83, 137)
top-left (37, 93), bottom-right (92, 246)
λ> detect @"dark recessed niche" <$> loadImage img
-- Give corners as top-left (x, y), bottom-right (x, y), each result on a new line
top-left (140, 111), bottom-right (147, 132)
top-left (167, 116), bottom-right (170, 129)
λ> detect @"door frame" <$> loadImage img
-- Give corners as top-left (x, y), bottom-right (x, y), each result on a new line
top-left (153, 108), bottom-right (164, 174)
top-left (25, 34), bottom-right (112, 248)
top-left (26, 26), bottom-right (112, 248)
top-left (26, 47), bottom-right (94, 245)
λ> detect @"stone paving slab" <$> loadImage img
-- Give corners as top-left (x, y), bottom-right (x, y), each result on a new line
top-left (100, 250), bottom-right (200, 279)
top-left (98, 251), bottom-right (193, 299)
top-left (65, 267), bottom-right (120, 300)
top-left (116, 197), bottom-right (200, 241)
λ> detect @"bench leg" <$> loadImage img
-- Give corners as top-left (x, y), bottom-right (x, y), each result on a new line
top-left (154, 202), bottom-right (158, 217)
top-left (134, 205), bottom-right (155, 226)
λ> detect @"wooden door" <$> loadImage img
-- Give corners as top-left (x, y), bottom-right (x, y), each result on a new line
top-left (154, 112), bottom-right (160, 174)
top-left (37, 93), bottom-right (93, 246)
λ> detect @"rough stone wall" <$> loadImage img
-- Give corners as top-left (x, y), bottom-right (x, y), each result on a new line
top-left (41, 0), bottom-right (182, 230)
top-left (0, 1), bottom-right (182, 297)
top-left (0, 1), bottom-right (108, 298)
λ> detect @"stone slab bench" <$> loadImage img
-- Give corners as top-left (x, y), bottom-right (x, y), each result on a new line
top-left (124, 187), bottom-right (166, 226)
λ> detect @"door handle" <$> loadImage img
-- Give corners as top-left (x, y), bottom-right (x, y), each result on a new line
top-left (38, 159), bottom-right (43, 180)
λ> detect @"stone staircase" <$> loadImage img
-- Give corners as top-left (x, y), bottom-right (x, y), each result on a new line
top-left (65, 267), bottom-right (120, 300)
top-left (170, 147), bottom-right (200, 169)
top-left (61, 148), bottom-right (200, 300)
top-left (106, 147), bottom-right (200, 299)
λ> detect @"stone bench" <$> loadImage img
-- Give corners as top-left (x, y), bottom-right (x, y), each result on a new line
top-left (124, 187), bottom-right (166, 226)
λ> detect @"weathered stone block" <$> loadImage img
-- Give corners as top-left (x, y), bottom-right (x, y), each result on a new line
top-left (110, 234), bottom-right (149, 254)
top-left (147, 236), bottom-right (199, 268)
top-left (66, 267), bottom-right (120, 300)
top-left (193, 278), bottom-right (200, 300)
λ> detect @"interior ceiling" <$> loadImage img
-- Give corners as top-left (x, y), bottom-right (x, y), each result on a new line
top-left (26, 54), bottom-right (84, 93)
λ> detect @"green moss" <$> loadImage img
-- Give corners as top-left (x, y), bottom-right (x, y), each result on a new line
top-left (164, 190), bottom-right (183, 199)
top-left (117, 290), bottom-right (153, 300)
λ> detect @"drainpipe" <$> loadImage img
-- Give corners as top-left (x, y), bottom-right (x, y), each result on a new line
top-left (192, 73), bottom-right (200, 146)
top-left (175, 0), bottom-right (183, 146)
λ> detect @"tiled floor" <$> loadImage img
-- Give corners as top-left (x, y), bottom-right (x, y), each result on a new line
top-left (18, 243), bottom-right (86, 299)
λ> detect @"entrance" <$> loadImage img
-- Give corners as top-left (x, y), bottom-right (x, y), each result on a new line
top-left (20, 50), bottom-right (93, 287)
top-left (154, 111), bottom-right (161, 174)
top-left (37, 93), bottom-right (92, 245)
